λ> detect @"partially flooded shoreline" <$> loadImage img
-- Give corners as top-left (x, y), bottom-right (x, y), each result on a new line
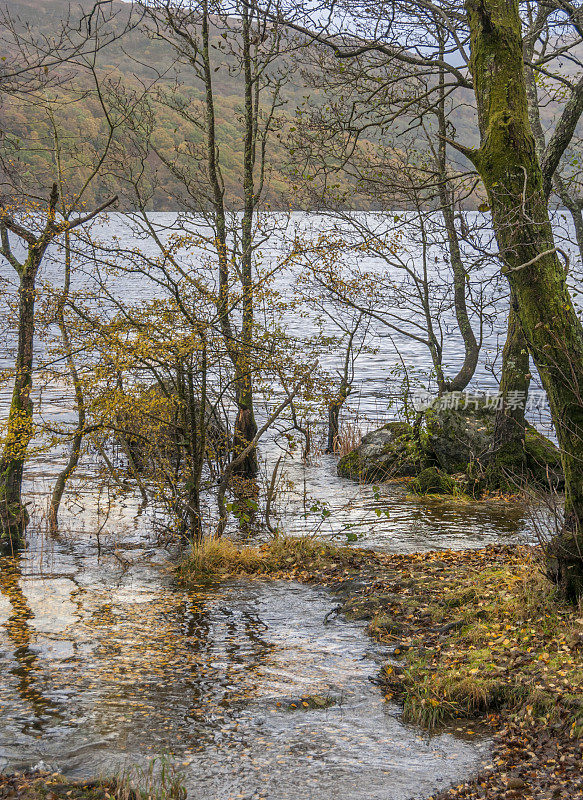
top-left (0, 453), bottom-right (572, 800)
top-left (2, 521), bottom-right (582, 799)
top-left (0, 525), bottom-right (487, 800)
top-left (179, 536), bottom-right (583, 799)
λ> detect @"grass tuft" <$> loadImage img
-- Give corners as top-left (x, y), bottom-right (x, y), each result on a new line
top-left (115, 755), bottom-right (186, 800)
top-left (179, 534), bottom-right (358, 584)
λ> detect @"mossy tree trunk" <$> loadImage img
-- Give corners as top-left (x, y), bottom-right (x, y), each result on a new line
top-left (490, 38), bottom-right (543, 475)
top-left (466, 0), bottom-right (583, 598)
top-left (488, 298), bottom-right (531, 485)
top-left (0, 252), bottom-right (40, 548)
top-left (0, 187), bottom-right (115, 553)
top-left (489, 9), bottom-right (583, 484)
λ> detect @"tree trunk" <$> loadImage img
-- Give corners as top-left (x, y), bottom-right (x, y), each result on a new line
top-left (436, 55), bottom-right (479, 393)
top-left (491, 20), bottom-right (580, 484)
top-left (487, 297), bottom-right (531, 487)
top-left (49, 427), bottom-right (84, 533)
top-left (466, 0), bottom-right (583, 599)
top-left (488, 54), bottom-right (544, 476)
top-left (0, 259), bottom-right (39, 549)
top-left (200, 1), bottom-right (258, 481)
top-left (441, 199), bottom-right (480, 392)
top-left (326, 389), bottom-right (351, 454)
top-left (553, 173), bottom-right (583, 270)
top-left (326, 319), bottom-right (358, 453)
top-left (183, 351), bottom-right (206, 542)
top-left (490, 306), bottom-right (530, 476)
top-left (326, 402), bottom-right (341, 454)
top-left (49, 231), bottom-right (86, 533)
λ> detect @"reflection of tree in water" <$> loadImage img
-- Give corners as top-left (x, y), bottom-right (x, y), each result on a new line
top-left (0, 556), bottom-right (59, 733)
top-left (181, 590), bottom-right (276, 710)
top-left (84, 587), bottom-right (279, 750)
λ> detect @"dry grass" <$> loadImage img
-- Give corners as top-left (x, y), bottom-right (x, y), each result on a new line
top-left (179, 534), bottom-right (357, 584)
top-left (181, 536), bottom-right (266, 580)
top-left (335, 421), bottom-right (362, 457)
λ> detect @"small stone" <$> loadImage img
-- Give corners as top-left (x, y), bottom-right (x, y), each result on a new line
top-left (507, 777), bottom-right (527, 789)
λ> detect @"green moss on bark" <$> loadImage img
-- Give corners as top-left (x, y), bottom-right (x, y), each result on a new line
top-left (466, 0), bottom-right (583, 597)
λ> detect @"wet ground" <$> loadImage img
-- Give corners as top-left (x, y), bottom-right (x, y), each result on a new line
top-left (0, 509), bottom-right (492, 800)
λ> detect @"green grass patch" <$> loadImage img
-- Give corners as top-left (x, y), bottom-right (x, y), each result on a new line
top-left (372, 547), bottom-right (583, 732)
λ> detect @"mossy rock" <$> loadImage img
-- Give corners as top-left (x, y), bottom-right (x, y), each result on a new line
top-left (409, 466), bottom-right (457, 496)
top-left (337, 449), bottom-right (361, 478)
top-left (425, 395), bottom-right (495, 473)
top-left (338, 394), bottom-right (564, 495)
top-left (282, 694), bottom-right (337, 710)
top-left (337, 421), bottom-right (426, 481)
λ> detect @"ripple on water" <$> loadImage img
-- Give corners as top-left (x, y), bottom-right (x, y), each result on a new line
top-left (0, 543), bottom-right (488, 800)
top-left (276, 453), bottom-right (533, 552)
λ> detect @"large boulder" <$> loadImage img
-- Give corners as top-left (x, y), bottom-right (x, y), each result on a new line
top-left (337, 420), bottom-right (426, 481)
top-left (425, 394), bottom-right (494, 473)
top-left (338, 393), bottom-right (563, 492)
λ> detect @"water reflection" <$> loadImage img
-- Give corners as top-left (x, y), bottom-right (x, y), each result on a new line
top-left (0, 556), bottom-right (60, 732)
top-left (0, 539), bottom-right (488, 798)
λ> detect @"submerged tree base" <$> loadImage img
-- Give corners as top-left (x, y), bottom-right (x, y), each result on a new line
top-left (0, 499), bottom-right (28, 554)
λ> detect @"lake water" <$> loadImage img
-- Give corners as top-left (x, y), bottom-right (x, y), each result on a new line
top-left (0, 210), bottom-right (567, 797)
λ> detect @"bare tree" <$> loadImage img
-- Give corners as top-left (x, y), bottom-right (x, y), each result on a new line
top-left (274, 0), bottom-right (583, 597)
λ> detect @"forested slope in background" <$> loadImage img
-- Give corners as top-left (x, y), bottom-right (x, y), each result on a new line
top-left (0, 0), bottom-right (571, 210)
